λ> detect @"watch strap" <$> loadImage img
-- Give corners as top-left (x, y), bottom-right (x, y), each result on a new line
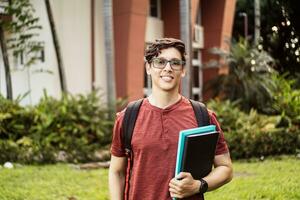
top-left (199, 178), bottom-right (208, 194)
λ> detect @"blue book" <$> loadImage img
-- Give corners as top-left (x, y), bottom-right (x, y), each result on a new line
top-left (175, 125), bottom-right (219, 178)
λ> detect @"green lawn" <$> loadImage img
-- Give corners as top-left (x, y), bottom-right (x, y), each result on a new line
top-left (206, 156), bottom-right (300, 200)
top-left (0, 164), bottom-right (108, 200)
top-left (0, 156), bottom-right (299, 200)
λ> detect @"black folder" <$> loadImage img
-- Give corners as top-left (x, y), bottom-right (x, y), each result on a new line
top-left (181, 131), bottom-right (219, 180)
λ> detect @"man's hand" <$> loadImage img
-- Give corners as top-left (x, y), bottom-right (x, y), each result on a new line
top-left (169, 172), bottom-right (200, 199)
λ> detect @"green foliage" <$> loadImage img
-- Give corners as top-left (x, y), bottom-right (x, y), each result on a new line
top-left (0, 0), bottom-right (44, 67)
top-left (207, 99), bottom-right (300, 159)
top-left (271, 74), bottom-right (300, 124)
top-left (0, 91), bottom-right (114, 164)
top-left (233, 0), bottom-right (300, 76)
top-left (206, 39), bottom-right (277, 113)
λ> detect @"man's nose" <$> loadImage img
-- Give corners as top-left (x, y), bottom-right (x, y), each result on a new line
top-left (164, 61), bottom-right (173, 71)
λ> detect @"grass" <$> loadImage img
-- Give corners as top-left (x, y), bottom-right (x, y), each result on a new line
top-left (0, 164), bottom-right (108, 200)
top-left (206, 156), bottom-right (300, 200)
top-left (0, 156), bottom-right (299, 200)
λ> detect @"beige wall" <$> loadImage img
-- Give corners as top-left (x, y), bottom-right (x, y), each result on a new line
top-left (145, 17), bottom-right (164, 43)
top-left (51, 0), bottom-right (107, 97)
top-left (0, 49), bottom-right (5, 97)
top-left (5, 0), bottom-right (108, 105)
top-left (0, 0), bottom-right (107, 104)
top-left (9, 0), bottom-right (62, 105)
top-left (95, 0), bottom-right (108, 101)
top-left (51, 0), bottom-right (92, 95)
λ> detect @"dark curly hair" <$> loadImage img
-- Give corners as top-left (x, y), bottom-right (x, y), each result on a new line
top-left (144, 38), bottom-right (186, 65)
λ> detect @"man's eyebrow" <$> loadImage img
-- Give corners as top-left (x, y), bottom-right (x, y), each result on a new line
top-left (156, 57), bottom-right (181, 59)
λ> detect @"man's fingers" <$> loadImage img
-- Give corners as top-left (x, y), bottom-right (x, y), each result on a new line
top-left (169, 179), bottom-right (186, 197)
top-left (169, 187), bottom-right (179, 194)
top-left (169, 189), bottom-right (183, 199)
top-left (170, 190), bottom-right (184, 199)
top-left (169, 173), bottom-right (196, 199)
top-left (175, 172), bottom-right (187, 179)
top-left (175, 172), bottom-right (193, 181)
top-left (170, 178), bottom-right (182, 187)
top-left (169, 180), bottom-right (181, 191)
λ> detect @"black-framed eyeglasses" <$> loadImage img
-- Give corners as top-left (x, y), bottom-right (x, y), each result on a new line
top-left (151, 57), bottom-right (185, 70)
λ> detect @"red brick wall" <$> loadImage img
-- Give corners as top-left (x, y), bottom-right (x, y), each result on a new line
top-left (201, 0), bottom-right (236, 99)
top-left (112, 0), bottom-right (236, 101)
top-left (161, 0), bottom-right (180, 38)
top-left (113, 0), bottom-right (148, 101)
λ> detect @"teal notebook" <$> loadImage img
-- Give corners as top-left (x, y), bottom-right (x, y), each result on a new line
top-left (175, 125), bottom-right (216, 176)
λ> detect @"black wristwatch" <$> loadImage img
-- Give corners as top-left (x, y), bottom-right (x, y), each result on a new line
top-left (199, 178), bottom-right (208, 194)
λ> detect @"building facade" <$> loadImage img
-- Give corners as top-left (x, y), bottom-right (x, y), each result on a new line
top-left (0, 0), bottom-right (236, 105)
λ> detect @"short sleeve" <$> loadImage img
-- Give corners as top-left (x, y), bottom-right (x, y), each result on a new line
top-left (208, 110), bottom-right (229, 155)
top-left (110, 110), bottom-right (126, 157)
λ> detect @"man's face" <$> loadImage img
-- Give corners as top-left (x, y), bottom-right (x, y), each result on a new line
top-left (146, 47), bottom-right (186, 93)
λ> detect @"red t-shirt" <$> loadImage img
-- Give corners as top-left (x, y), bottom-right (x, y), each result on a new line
top-left (111, 97), bottom-right (229, 200)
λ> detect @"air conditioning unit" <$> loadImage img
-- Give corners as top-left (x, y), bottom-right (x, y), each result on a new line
top-left (193, 25), bottom-right (204, 49)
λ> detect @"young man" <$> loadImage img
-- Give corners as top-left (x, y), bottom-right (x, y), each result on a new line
top-left (109, 38), bottom-right (233, 200)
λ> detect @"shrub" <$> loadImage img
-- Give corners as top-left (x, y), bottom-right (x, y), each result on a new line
top-left (0, 91), bottom-right (114, 164)
top-left (205, 38), bottom-right (277, 113)
top-left (271, 74), bottom-right (300, 124)
top-left (207, 99), bottom-right (300, 159)
top-left (0, 95), bottom-right (34, 140)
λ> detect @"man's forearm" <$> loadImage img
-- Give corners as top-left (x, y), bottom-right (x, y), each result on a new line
top-left (203, 165), bottom-right (233, 191)
top-left (202, 153), bottom-right (233, 191)
top-left (109, 171), bottom-right (126, 200)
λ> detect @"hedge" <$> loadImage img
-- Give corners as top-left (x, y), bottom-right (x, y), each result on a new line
top-left (207, 99), bottom-right (300, 159)
top-left (0, 91), bottom-right (114, 163)
top-left (1, 93), bottom-right (299, 164)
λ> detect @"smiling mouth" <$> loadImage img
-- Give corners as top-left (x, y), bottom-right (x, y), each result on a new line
top-left (160, 75), bottom-right (174, 81)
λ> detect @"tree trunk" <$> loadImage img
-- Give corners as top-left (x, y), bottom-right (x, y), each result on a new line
top-left (91, 0), bottom-right (96, 90)
top-left (45, 0), bottom-right (67, 92)
top-left (103, 0), bottom-right (116, 112)
top-left (0, 26), bottom-right (13, 100)
top-left (180, 0), bottom-right (192, 99)
top-left (254, 0), bottom-right (261, 45)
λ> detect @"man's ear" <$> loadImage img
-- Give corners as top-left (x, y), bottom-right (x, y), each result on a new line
top-left (145, 62), bottom-right (151, 75)
top-left (181, 68), bottom-right (186, 77)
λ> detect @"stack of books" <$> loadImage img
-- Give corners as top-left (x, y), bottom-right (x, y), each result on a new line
top-left (175, 125), bottom-right (220, 180)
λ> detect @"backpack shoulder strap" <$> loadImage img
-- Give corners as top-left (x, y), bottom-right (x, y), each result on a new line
top-left (122, 99), bottom-right (144, 156)
top-left (189, 99), bottom-right (210, 126)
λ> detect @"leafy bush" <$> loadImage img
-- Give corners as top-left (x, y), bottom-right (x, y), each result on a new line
top-left (271, 74), bottom-right (300, 124)
top-left (208, 99), bottom-right (300, 159)
top-left (0, 95), bottom-right (34, 140)
top-left (0, 91), bottom-right (114, 164)
top-left (205, 38), bottom-right (277, 113)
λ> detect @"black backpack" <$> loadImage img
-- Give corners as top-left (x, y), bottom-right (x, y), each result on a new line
top-left (121, 98), bottom-right (210, 200)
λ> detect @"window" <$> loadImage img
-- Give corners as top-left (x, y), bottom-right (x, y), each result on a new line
top-left (149, 0), bottom-right (161, 19)
top-left (196, 5), bottom-right (201, 25)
